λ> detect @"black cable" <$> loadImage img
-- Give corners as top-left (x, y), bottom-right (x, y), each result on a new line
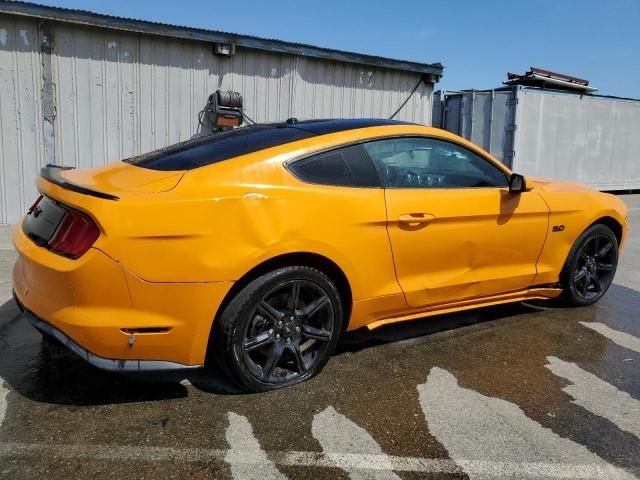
top-left (242, 111), bottom-right (256, 125)
top-left (389, 77), bottom-right (424, 119)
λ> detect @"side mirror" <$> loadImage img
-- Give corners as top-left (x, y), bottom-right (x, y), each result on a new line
top-left (509, 173), bottom-right (526, 194)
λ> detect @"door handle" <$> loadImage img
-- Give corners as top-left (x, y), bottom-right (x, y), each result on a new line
top-left (398, 213), bottom-right (435, 225)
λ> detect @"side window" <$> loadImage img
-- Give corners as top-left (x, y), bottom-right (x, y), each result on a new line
top-left (362, 137), bottom-right (509, 189)
top-left (287, 144), bottom-right (380, 187)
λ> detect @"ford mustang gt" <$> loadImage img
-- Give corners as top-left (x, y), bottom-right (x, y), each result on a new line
top-left (12, 119), bottom-right (628, 391)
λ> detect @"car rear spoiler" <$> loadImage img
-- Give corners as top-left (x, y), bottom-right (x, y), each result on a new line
top-left (40, 164), bottom-right (119, 201)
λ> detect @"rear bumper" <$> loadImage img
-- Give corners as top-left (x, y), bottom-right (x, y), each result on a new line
top-left (12, 221), bottom-right (234, 367)
top-left (20, 302), bottom-right (201, 372)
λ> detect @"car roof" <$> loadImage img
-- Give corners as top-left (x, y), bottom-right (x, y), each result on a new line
top-left (125, 119), bottom-right (418, 171)
top-left (269, 118), bottom-right (415, 134)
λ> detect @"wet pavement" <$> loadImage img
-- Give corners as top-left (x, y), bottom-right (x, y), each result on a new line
top-left (0, 195), bottom-right (639, 479)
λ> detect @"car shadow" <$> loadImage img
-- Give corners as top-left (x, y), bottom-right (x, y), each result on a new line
top-left (187, 302), bottom-right (545, 396)
top-left (0, 300), bottom-right (192, 405)
top-left (1, 282), bottom-right (639, 404)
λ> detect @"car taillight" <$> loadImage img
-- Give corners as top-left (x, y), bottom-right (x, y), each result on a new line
top-left (48, 208), bottom-right (100, 258)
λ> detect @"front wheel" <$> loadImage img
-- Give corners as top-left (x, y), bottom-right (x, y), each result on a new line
top-left (214, 266), bottom-right (344, 392)
top-left (558, 224), bottom-right (618, 306)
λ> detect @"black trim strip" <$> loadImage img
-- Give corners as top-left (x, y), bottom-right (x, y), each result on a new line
top-left (23, 309), bottom-right (202, 372)
top-left (40, 164), bottom-right (120, 200)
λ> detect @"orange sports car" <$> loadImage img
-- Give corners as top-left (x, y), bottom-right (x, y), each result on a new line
top-left (12, 119), bottom-right (628, 391)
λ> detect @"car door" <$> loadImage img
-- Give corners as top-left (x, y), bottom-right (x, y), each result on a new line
top-left (362, 136), bottom-right (549, 308)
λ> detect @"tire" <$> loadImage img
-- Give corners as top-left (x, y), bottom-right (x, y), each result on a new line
top-left (214, 266), bottom-right (344, 392)
top-left (557, 223), bottom-right (618, 307)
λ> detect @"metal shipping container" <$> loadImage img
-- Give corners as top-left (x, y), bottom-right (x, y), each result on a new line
top-left (0, 2), bottom-right (442, 224)
top-left (433, 87), bottom-right (640, 191)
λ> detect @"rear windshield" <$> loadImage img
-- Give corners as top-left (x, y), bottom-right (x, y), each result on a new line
top-left (124, 126), bottom-right (315, 171)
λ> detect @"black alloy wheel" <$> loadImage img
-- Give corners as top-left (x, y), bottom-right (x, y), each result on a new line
top-left (572, 234), bottom-right (616, 300)
top-left (560, 224), bottom-right (618, 306)
top-left (243, 279), bottom-right (335, 383)
top-left (215, 266), bottom-right (343, 392)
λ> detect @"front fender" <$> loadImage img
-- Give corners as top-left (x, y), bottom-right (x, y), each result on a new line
top-left (534, 190), bottom-right (628, 285)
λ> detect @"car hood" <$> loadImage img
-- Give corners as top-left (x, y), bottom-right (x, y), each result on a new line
top-left (528, 176), bottom-right (597, 193)
top-left (58, 161), bottom-right (185, 194)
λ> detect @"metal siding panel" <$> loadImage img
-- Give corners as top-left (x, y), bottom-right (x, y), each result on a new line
top-left (284, 58), bottom-right (430, 123)
top-left (381, 67), bottom-right (391, 118)
top-left (52, 24), bottom-right (73, 166)
top-left (443, 94), bottom-right (462, 135)
top-left (197, 41), bottom-right (218, 137)
top-left (432, 91), bottom-right (442, 128)
top-left (411, 76), bottom-right (420, 122)
top-left (279, 54), bottom-right (294, 121)
top-left (462, 91), bottom-right (473, 139)
top-left (309, 58), bottom-right (320, 118)
top-left (319, 62), bottom-right (333, 118)
top-left (309, 59), bottom-right (323, 119)
top-left (264, 54), bottom-right (277, 122)
top-left (119, 32), bottom-right (137, 157)
top-left (249, 50), bottom-right (266, 123)
top-left (421, 82), bottom-right (433, 125)
top-left (167, 39), bottom-right (183, 145)
top-left (72, 27), bottom-right (94, 168)
top-left (261, 52), bottom-right (275, 123)
top-left (191, 43), bottom-right (209, 130)
top-left (502, 89), bottom-right (518, 169)
top-left (138, 35), bottom-right (154, 152)
top-left (371, 67), bottom-right (385, 119)
top-left (156, 37), bottom-right (170, 150)
top-left (331, 62), bottom-right (344, 117)
top-left (345, 64), bottom-right (357, 118)
top-left (397, 72), bottom-right (411, 121)
top-left (471, 91), bottom-right (490, 149)
top-left (395, 71), bottom-right (408, 119)
top-left (491, 90), bottom-right (512, 164)
top-left (0, 16), bottom-right (43, 223)
top-left (411, 79), bottom-right (422, 123)
top-left (295, 56), bottom-right (311, 118)
top-left (389, 70), bottom-right (401, 118)
top-left (16, 20), bottom-right (41, 216)
top-left (88, 27), bottom-right (107, 165)
top-left (263, 54), bottom-right (275, 122)
top-left (103, 31), bottom-right (123, 161)
top-left (315, 59), bottom-right (327, 118)
top-left (353, 66), bottom-right (365, 118)
top-left (0, 19), bottom-right (22, 223)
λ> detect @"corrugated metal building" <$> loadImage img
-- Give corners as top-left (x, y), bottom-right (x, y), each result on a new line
top-left (0, 2), bottom-right (443, 224)
top-left (433, 87), bottom-right (640, 191)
